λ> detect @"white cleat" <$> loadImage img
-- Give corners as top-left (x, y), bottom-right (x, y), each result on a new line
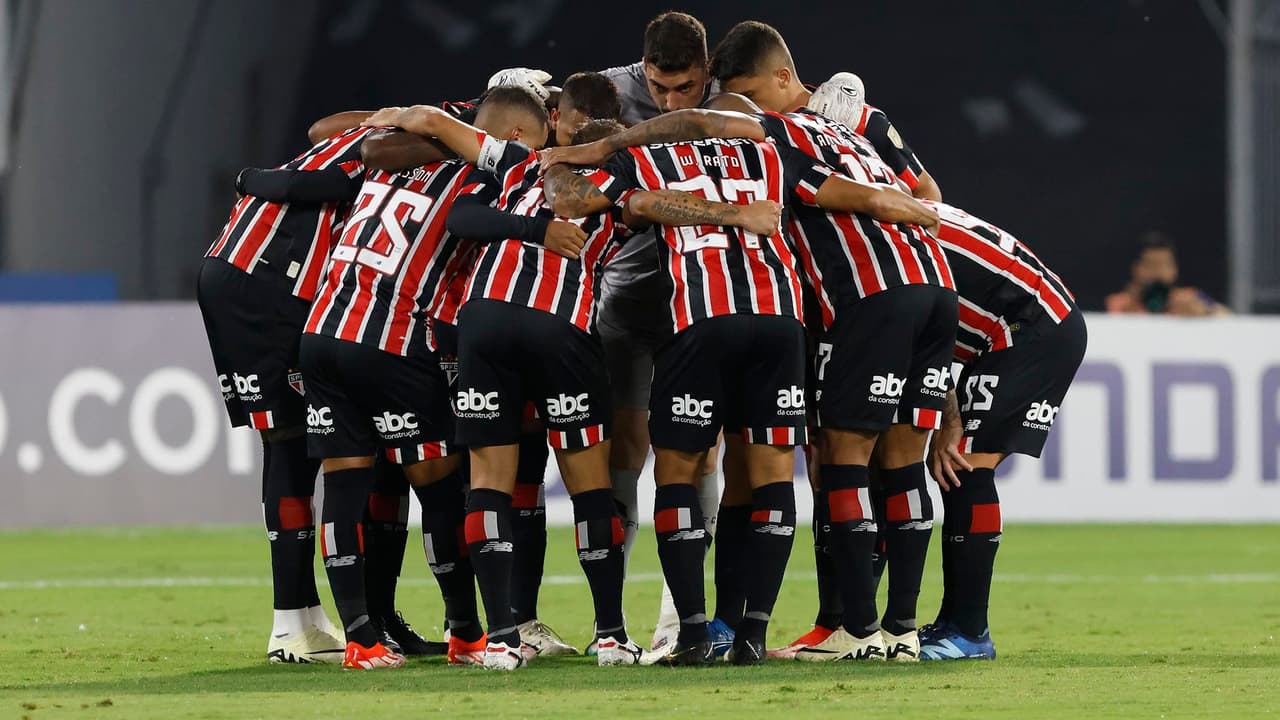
top-left (882, 628), bottom-right (920, 662)
top-left (517, 619), bottom-right (579, 656)
top-left (793, 627), bottom-right (886, 662)
top-left (267, 626), bottom-right (346, 664)
top-left (596, 636), bottom-right (643, 666)
top-left (639, 630), bottom-right (677, 666)
top-left (483, 641), bottom-right (529, 671)
top-left (306, 605), bottom-right (343, 639)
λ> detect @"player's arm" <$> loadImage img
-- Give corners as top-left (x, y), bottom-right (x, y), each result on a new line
top-left (927, 388), bottom-right (972, 490)
top-left (235, 165), bottom-right (363, 204)
top-left (539, 109), bottom-right (768, 170)
top-left (446, 178), bottom-right (590, 260)
top-left (812, 174), bottom-right (938, 230)
top-left (623, 190), bottom-right (781, 236)
top-left (308, 111), bottom-right (375, 145)
top-left (542, 164), bottom-right (617, 218)
top-left (862, 108), bottom-right (942, 201)
top-left (913, 172), bottom-right (942, 202)
top-left (362, 105), bottom-right (486, 164)
top-left (361, 128), bottom-right (452, 172)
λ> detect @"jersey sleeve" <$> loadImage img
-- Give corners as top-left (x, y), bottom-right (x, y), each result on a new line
top-left (582, 150), bottom-right (644, 204)
top-left (777, 144), bottom-right (837, 206)
top-left (860, 108), bottom-right (925, 190)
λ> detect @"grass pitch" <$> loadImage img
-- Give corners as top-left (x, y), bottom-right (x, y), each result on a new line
top-left (1, 524), bottom-right (1277, 719)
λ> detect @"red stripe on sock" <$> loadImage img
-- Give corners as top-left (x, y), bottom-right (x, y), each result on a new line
top-left (277, 496), bottom-right (312, 530)
top-left (654, 507), bottom-right (683, 534)
top-left (610, 516), bottom-right (624, 545)
top-left (464, 512), bottom-right (488, 544)
top-left (512, 483), bottom-right (541, 509)
top-left (750, 509), bottom-right (776, 523)
top-left (885, 492), bottom-right (912, 522)
top-left (970, 503), bottom-right (1002, 534)
top-left (829, 488), bottom-right (868, 522)
top-left (356, 523), bottom-right (364, 553)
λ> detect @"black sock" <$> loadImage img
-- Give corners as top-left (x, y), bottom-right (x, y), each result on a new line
top-left (262, 435), bottom-right (320, 612)
top-left (712, 504), bottom-right (751, 629)
top-left (319, 467), bottom-right (377, 647)
top-left (936, 487), bottom-right (959, 625)
top-left (654, 483), bottom-right (708, 644)
top-left (362, 460), bottom-right (409, 621)
top-left (811, 489), bottom-right (842, 630)
top-left (571, 489), bottom-right (628, 642)
top-left (510, 433), bottom-right (548, 624)
top-left (415, 471), bottom-right (482, 643)
top-left (737, 482), bottom-right (796, 646)
top-left (870, 473), bottom-right (888, 593)
top-left (947, 468), bottom-right (1001, 638)
top-left (465, 488), bottom-right (518, 647)
top-left (878, 463), bottom-right (933, 635)
top-left (823, 463), bottom-right (880, 638)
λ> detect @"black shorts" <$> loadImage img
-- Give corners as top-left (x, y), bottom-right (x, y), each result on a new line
top-left (815, 285), bottom-right (958, 433)
top-left (455, 299), bottom-right (611, 450)
top-left (649, 314), bottom-right (808, 453)
top-left (299, 334), bottom-right (455, 464)
top-left (196, 258), bottom-right (309, 430)
top-left (957, 309), bottom-right (1087, 457)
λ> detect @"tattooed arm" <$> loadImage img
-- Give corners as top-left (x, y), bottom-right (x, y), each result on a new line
top-left (539, 109), bottom-right (769, 170)
top-left (542, 164), bottom-right (617, 218)
top-left (624, 190), bottom-right (781, 235)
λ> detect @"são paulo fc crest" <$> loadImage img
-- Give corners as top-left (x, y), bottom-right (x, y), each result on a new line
top-left (288, 371), bottom-right (305, 396)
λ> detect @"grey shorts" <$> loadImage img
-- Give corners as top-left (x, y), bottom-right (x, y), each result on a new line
top-left (596, 284), bottom-right (671, 410)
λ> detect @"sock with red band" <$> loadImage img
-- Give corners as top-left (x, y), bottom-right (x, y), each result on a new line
top-left (319, 467), bottom-right (377, 647)
top-left (737, 481), bottom-right (796, 646)
top-left (465, 488), bottom-right (518, 647)
top-left (811, 488), bottom-right (843, 630)
top-left (878, 463), bottom-right (934, 635)
top-left (712, 504), bottom-right (751, 629)
top-left (261, 436), bottom-right (320, 612)
top-left (654, 483), bottom-right (708, 644)
top-left (822, 463), bottom-right (880, 637)
top-left (945, 467), bottom-right (1001, 637)
top-left (511, 433), bottom-right (548, 624)
top-left (362, 460), bottom-right (409, 621)
top-left (414, 471), bottom-right (482, 642)
top-left (571, 489), bottom-right (628, 642)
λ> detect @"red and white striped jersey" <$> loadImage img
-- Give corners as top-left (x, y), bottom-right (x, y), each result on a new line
top-left (462, 134), bottom-right (630, 333)
top-left (929, 202), bottom-right (1076, 362)
top-left (759, 110), bottom-right (953, 328)
top-left (206, 127), bottom-right (371, 301)
top-left (304, 160), bottom-right (481, 356)
top-left (591, 137), bottom-right (808, 332)
top-left (851, 104), bottom-right (927, 192)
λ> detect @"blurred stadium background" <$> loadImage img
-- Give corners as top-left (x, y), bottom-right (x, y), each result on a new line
top-left (0, 0), bottom-right (1276, 524)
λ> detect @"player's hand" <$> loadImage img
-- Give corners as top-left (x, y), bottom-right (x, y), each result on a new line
top-left (738, 200), bottom-right (783, 236)
top-left (919, 206), bottom-right (941, 233)
top-left (928, 418), bottom-right (972, 491)
top-left (488, 67), bottom-right (554, 103)
top-left (362, 106), bottom-right (406, 128)
top-left (538, 142), bottom-right (608, 172)
top-left (543, 220), bottom-right (588, 259)
top-left (806, 72), bottom-right (866, 129)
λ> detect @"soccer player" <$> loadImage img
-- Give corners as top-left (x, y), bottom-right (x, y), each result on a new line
top-left (597, 10), bottom-right (728, 657)
top-left (540, 101), bottom-right (951, 663)
top-left (299, 88), bottom-right (554, 670)
top-left (362, 102), bottom-right (780, 670)
top-left (199, 124), bottom-right (375, 665)
top-left (919, 202), bottom-right (1086, 660)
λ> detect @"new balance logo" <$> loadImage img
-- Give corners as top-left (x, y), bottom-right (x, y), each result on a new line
top-left (965, 418), bottom-right (982, 432)
top-left (899, 520), bottom-right (934, 531)
top-left (430, 562), bottom-right (456, 575)
top-left (754, 524), bottom-right (796, 536)
top-left (373, 411), bottom-right (418, 435)
top-left (479, 541), bottom-right (513, 553)
top-left (546, 393), bottom-right (590, 418)
top-left (324, 554), bottom-right (356, 568)
top-left (578, 549), bottom-right (609, 562)
top-left (665, 529), bottom-right (708, 542)
top-left (869, 374), bottom-right (904, 403)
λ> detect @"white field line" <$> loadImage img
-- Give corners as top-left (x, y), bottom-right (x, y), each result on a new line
top-left (1, 572), bottom-right (1277, 591)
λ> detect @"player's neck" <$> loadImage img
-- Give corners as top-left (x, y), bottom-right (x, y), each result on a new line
top-left (786, 86), bottom-right (812, 113)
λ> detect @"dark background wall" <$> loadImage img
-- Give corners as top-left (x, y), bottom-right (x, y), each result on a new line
top-left (3, 0), bottom-right (1226, 309)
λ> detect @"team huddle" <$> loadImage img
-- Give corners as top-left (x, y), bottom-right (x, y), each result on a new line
top-left (198, 13), bottom-right (1086, 671)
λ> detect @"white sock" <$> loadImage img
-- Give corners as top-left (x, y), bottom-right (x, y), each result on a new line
top-left (610, 468), bottom-right (643, 572)
top-left (272, 608), bottom-right (308, 637)
top-left (306, 605), bottom-right (340, 637)
top-left (652, 580), bottom-right (679, 647)
top-left (697, 472), bottom-right (720, 536)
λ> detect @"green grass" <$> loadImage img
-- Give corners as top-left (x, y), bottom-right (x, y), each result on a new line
top-left (1, 524), bottom-right (1277, 719)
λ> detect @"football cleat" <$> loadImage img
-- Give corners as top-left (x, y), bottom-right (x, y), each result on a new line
top-left (483, 641), bottom-right (528, 671)
top-left (446, 633), bottom-right (487, 666)
top-left (341, 641), bottom-right (406, 670)
top-left (595, 636), bottom-right (643, 666)
top-left (917, 620), bottom-right (948, 645)
top-left (794, 627), bottom-right (886, 662)
top-left (306, 605), bottom-right (343, 640)
top-left (767, 625), bottom-right (836, 660)
top-left (658, 640), bottom-right (715, 667)
top-left (920, 628), bottom-right (997, 661)
top-left (382, 612), bottom-right (447, 656)
top-left (725, 636), bottom-right (766, 666)
top-left (882, 628), bottom-right (920, 662)
top-left (707, 618), bottom-right (735, 659)
top-left (584, 639), bottom-right (599, 656)
top-left (266, 626), bottom-right (346, 664)
top-left (517, 619), bottom-right (579, 656)
top-left (638, 632), bottom-right (675, 666)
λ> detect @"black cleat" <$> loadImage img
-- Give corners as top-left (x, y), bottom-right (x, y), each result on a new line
top-left (658, 640), bottom-right (715, 667)
top-left (726, 636), bottom-right (766, 666)
top-left (383, 612), bottom-right (447, 656)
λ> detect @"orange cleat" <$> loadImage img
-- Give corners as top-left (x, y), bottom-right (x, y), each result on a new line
top-left (767, 625), bottom-right (836, 660)
top-left (447, 632), bottom-right (488, 667)
top-left (341, 641), bottom-right (406, 670)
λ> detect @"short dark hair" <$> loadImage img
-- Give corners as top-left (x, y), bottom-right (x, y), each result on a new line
top-left (478, 86), bottom-right (551, 133)
top-left (561, 72), bottom-right (622, 121)
top-left (571, 119), bottom-right (626, 145)
top-left (643, 12), bottom-right (707, 73)
top-left (709, 20), bottom-right (789, 82)
top-left (1137, 231), bottom-right (1175, 258)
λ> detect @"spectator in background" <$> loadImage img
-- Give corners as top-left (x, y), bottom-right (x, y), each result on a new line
top-left (1106, 232), bottom-right (1230, 316)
